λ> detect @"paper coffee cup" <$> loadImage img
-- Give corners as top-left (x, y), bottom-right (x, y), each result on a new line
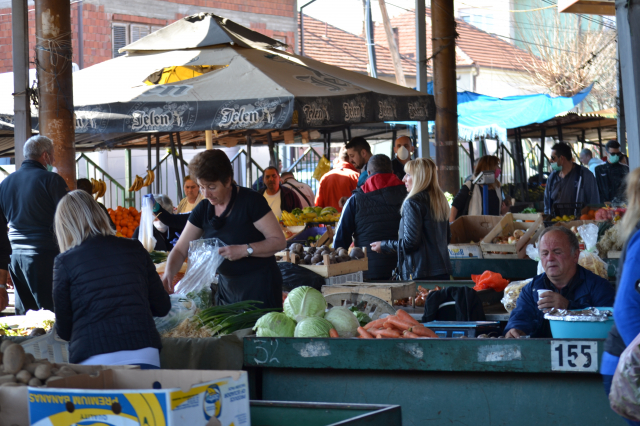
top-left (537, 289), bottom-right (552, 298)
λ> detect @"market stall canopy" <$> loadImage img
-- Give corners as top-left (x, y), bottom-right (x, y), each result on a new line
top-left (0, 13), bottom-right (434, 135)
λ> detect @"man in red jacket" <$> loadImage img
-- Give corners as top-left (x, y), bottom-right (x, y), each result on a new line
top-left (315, 147), bottom-right (359, 211)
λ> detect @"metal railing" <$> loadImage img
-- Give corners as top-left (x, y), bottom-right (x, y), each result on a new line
top-left (75, 154), bottom-right (126, 210)
top-left (230, 149), bottom-right (265, 189)
top-left (286, 147), bottom-right (324, 194)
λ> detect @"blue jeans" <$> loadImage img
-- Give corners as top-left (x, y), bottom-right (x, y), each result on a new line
top-left (602, 374), bottom-right (640, 426)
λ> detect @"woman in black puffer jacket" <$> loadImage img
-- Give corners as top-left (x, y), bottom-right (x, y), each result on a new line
top-left (371, 158), bottom-right (452, 280)
top-left (53, 190), bottom-right (170, 368)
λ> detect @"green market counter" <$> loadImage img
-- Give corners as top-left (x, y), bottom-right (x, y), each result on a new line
top-left (243, 337), bottom-right (623, 426)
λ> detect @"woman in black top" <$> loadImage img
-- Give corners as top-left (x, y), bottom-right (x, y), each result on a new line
top-left (161, 149), bottom-right (286, 308)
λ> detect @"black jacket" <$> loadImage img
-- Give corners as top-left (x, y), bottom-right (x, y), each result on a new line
top-left (391, 158), bottom-right (406, 181)
top-left (381, 191), bottom-right (452, 280)
top-left (53, 235), bottom-right (171, 364)
top-left (334, 173), bottom-right (406, 280)
top-left (259, 185), bottom-right (302, 213)
top-left (595, 162), bottom-right (629, 202)
top-left (0, 160), bottom-right (68, 253)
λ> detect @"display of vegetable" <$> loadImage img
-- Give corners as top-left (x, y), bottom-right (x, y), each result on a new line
top-left (358, 309), bottom-right (438, 339)
top-left (149, 251), bottom-right (168, 264)
top-left (283, 286), bottom-right (327, 322)
top-left (294, 317), bottom-right (334, 338)
top-left (253, 312), bottom-right (296, 337)
top-left (196, 301), bottom-right (281, 336)
top-left (521, 207), bottom-right (537, 214)
top-left (324, 306), bottom-right (360, 337)
top-left (349, 306), bottom-right (372, 327)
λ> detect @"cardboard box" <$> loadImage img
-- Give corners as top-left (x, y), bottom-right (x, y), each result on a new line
top-left (449, 216), bottom-right (502, 259)
top-left (2, 369), bottom-right (249, 426)
top-left (480, 213), bottom-right (544, 259)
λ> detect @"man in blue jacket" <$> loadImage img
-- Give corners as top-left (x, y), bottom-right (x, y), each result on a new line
top-left (505, 226), bottom-right (614, 338)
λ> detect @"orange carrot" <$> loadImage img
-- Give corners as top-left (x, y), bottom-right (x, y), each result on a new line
top-left (396, 309), bottom-right (420, 326)
top-left (369, 328), bottom-right (402, 338)
top-left (365, 318), bottom-right (387, 330)
top-left (385, 316), bottom-right (416, 331)
top-left (411, 325), bottom-right (438, 338)
top-left (403, 331), bottom-right (420, 338)
top-left (329, 328), bottom-right (339, 338)
top-left (376, 334), bottom-right (383, 338)
top-left (358, 327), bottom-right (373, 339)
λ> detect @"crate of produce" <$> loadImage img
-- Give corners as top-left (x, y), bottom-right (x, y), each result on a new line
top-left (321, 281), bottom-right (415, 306)
top-left (325, 271), bottom-right (363, 286)
top-left (449, 216), bottom-right (502, 259)
top-left (281, 244), bottom-right (368, 277)
top-left (480, 213), bottom-right (544, 259)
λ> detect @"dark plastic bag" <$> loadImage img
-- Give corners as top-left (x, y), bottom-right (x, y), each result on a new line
top-left (278, 262), bottom-right (325, 291)
top-left (610, 331), bottom-right (640, 421)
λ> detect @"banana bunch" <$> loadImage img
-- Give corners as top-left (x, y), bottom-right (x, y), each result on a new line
top-left (128, 170), bottom-right (155, 192)
top-left (281, 210), bottom-right (304, 227)
top-left (90, 178), bottom-right (107, 200)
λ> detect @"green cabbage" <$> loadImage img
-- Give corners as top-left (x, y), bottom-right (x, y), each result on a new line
top-left (253, 312), bottom-right (296, 337)
top-left (324, 306), bottom-right (360, 337)
top-left (283, 286), bottom-right (327, 322)
top-left (294, 317), bottom-right (334, 338)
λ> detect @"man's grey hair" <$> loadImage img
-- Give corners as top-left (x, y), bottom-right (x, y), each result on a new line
top-left (154, 194), bottom-right (173, 212)
top-left (367, 154), bottom-right (393, 175)
top-left (579, 149), bottom-right (593, 159)
top-left (538, 226), bottom-right (580, 255)
top-left (24, 135), bottom-right (53, 160)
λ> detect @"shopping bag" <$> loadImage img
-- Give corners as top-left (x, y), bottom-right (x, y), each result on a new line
top-left (313, 155), bottom-right (331, 181)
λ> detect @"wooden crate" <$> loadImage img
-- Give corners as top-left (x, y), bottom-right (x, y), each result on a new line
top-left (321, 281), bottom-right (415, 306)
top-left (480, 213), bottom-right (544, 259)
top-left (280, 248), bottom-right (368, 277)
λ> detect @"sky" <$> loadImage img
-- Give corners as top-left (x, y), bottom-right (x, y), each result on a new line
top-left (298, 0), bottom-right (419, 35)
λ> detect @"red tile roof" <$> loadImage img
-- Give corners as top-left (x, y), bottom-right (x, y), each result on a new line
top-left (375, 10), bottom-right (536, 72)
top-left (299, 14), bottom-right (418, 79)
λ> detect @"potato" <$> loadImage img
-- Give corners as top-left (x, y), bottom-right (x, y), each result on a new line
top-left (28, 377), bottom-right (42, 387)
top-left (24, 353), bottom-right (35, 364)
top-left (24, 363), bottom-right (40, 374)
top-left (0, 374), bottom-right (16, 385)
top-left (34, 364), bottom-right (52, 380)
top-left (350, 247), bottom-right (365, 260)
top-left (57, 366), bottom-right (76, 378)
top-left (0, 382), bottom-right (20, 388)
top-left (45, 376), bottom-right (62, 384)
top-left (16, 370), bottom-right (31, 384)
top-left (0, 340), bottom-right (14, 353)
top-left (3, 344), bottom-right (25, 374)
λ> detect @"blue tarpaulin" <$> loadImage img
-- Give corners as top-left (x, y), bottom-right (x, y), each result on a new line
top-left (389, 83), bottom-right (592, 142)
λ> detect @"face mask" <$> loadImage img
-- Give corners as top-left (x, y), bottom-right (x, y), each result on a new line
top-left (154, 221), bottom-right (169, 233)
top-left (550, 162), bottom-right (562, 172)
top-left (397, 146), bottom-right (410, 161)
top-left (495, 168), bottom-right (501, 179)
top-left (44, 153), bottom-right (53, 172)
top-left (609, 154), bottom-right (620, 164)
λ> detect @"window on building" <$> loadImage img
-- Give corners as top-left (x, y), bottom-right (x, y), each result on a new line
top-left (131, 25), bottom-right (150, 43)
top-left (112, 24), bottom-right (128, 58)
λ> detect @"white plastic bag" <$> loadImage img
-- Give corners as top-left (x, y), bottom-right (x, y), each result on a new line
top-left (501, 278), bottom-right (532, 313)
top-left (578, 223), bottom-right (608, 278)
top-left (154, 294), bottom-right (197, 334)
top-left (174, 238), bottom-right (227, 296)
top-left (138, 195), bottom-right (156, 252)
top-left (526, 243), bottom-right (545, 275)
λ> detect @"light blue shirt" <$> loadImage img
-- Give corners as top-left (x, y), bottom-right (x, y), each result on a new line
top-left (587, 157), bottom-right (605, 176)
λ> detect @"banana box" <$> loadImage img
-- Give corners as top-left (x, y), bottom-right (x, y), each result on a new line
top-left (27, 369), bottom-right (250, 426)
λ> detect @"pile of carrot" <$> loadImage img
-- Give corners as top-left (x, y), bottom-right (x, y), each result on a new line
top-left (357, 309), bottom-right (437, 339)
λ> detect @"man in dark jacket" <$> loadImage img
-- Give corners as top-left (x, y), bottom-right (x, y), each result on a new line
top-left (334, 154), bottom-right (406, 280)
top-left (259, 166), bottom-right (302, 219)
top-left (391, 136), bottom-right (414, 181)
top-left (595, 140), bottom-right (629, 203)
top-left (505, 226), bottom-right (615, 338)
top-left (0, 135), bottom-right (68, 314)
top-left (543, 142), bottom-right (599, 215)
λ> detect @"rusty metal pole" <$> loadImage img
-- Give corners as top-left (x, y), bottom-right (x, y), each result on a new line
top-left (431, 0), bottom-right (459, 194)
top-left (35, 0), bottom-right (76, 189)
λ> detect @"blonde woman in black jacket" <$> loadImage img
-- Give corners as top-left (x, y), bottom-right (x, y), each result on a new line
top-left (53, 190), bottom-right (170, 368)
top-left (371, 158), bottom-right (452, 280)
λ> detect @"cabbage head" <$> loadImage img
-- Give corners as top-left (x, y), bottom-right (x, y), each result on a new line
top-left (284, 286), bottom-right (327, 322)
top-left (253, 312), bottom-right (296, 337)
top-left (294, 317), bottom-right (333, 338)
top-left (324, 306), bottom-right (360, 337)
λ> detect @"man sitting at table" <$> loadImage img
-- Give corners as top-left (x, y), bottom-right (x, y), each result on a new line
top-left (504, 226), bottom-right (615, 338)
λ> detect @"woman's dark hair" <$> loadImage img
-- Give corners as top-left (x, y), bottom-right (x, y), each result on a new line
top-left (551, 142), bottom-right (573, 161)
top-left (189, 149), bottom-right (233, 184)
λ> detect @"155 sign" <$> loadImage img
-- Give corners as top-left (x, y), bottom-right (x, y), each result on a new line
top-left (550, 340), bottom-right (598, 372)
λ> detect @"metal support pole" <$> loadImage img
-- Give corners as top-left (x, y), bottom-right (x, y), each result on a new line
top-left (342, 128), bottom-right (348, 144)
top-left (391, 128), bottom-right (397, 158)
top-left (168, 133), bottom-right (182, 201)
top-left (77, 0), bottom-right (83, 69)
top-left (147, 135), bottom-right (152, 195)
top-left (176, 132), bottom-right (186, 183)
top-left (468, 141), bottom-right (475, 171)
top-left (557, 125), bottom-right (563, 143)
top-left (617, 41), bottom-right (627, 156)
top-left (155, 135), bottom-right (161, 194)
top-left (431, 0), bottom-right (459, 194)
top-left (246, 135), bottom-right (253, 188)
top-left (11, 0), bottom-right (31, 169)
top-left (415, 0), bottom-right (429, 159)
top-left (267, 133), bottom-right (276, 167)
top-left (35, 0), bottom-right (76, 189)
top-left (347, 126), bottom-right (352, 141)
top-left (299, 0), bottom-right (317, 56)
top-left (364, 0), bottom-right (377, 78)
top-left (538, 128), bottom-right (546, 185)
top-left (597, 127), bottom-right (603, 157)
top-left (125, 149), bottom-right (132, 207)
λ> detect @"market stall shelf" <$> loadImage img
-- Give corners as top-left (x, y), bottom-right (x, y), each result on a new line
top-left (480, 213), bottom-right (543, 259)
top-left (244, 338), bottom-right (623, 426)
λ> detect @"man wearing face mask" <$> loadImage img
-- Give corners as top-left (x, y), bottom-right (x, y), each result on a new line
top-left (595, 140), bottom-right (629, 203)
top-left (0, 135), bottom-right (69, 314)
top-left (391, 136), bottom-right (414, 180)
top-left (132, 195), bottom-right (181, 251)
top-left (543, 142), bottom-right (600, 216)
